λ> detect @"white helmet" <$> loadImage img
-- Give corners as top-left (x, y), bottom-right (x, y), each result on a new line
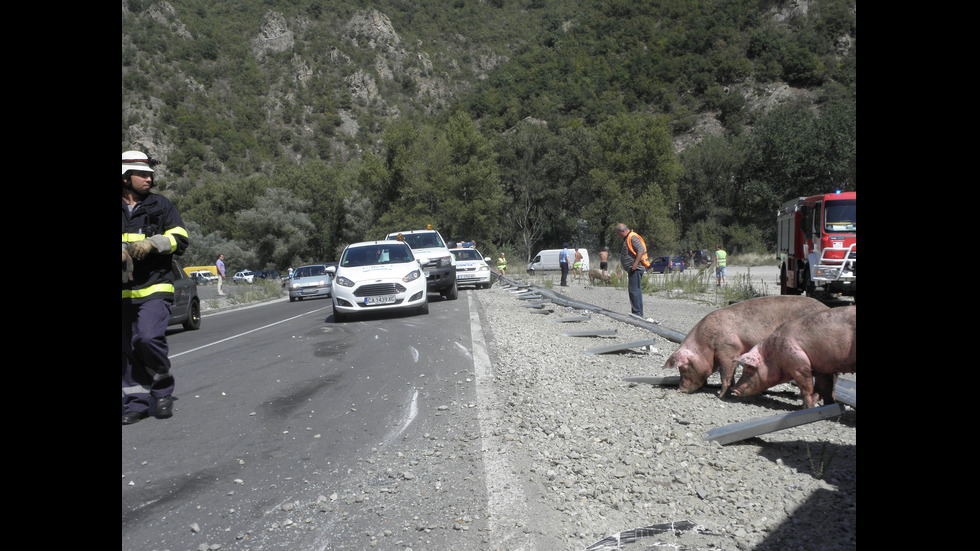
top-left (122, 150), bottom-right (157, 174)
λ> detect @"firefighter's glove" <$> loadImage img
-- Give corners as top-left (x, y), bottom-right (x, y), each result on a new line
top-left (129, 240), bottom-right (154, 260)
top-left (129, 235), bottom-right (171, 261)
top-left (122, 247), bottom-right (134, 283)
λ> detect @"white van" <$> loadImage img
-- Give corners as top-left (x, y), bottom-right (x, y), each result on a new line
top-left (526, 248), bottom-right (591, 274)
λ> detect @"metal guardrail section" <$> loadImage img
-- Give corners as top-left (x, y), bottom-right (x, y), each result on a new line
top-left (585, 339), bottom-right (658, 355)
top-left (561, 329), bottom-right (618, 337)
top-left (833, 378), bottom-right (856, 407)
top-left (623, 375), bottom-right (681, 386)
top-left (547, 315), bottom-right (592, 323)
top-left (501, 278), bottom-right (688, 343)
top-left (702, 378), bottom-right (854, 445)
top-left (703, 403), bottom-right (846, 445)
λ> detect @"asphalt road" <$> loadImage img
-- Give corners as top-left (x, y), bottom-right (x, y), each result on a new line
top-left (122, 291), bottom-right (490, 550)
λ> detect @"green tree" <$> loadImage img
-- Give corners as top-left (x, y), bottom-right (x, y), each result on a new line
top-left (677, 134), bottom-right (746, 247)
top-left (235, 188), bottom-right (314, 269)
top-left (585, 113), bottom-right (682, 254)
top-left (372, 111), bottom-right (504, 243)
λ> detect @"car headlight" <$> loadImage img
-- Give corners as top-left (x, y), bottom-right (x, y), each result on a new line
top-left (403, 269), bottom-right (422, 283)
top-left (437, 256), bottom-right (452, 267)
top-left (478, 265), bottom-right (489, 271)
top-left (335, 276), bottom-right (355, 287)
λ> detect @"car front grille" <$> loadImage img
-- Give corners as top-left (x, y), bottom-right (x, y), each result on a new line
top-left (354, 283), bottom-right (406, 297)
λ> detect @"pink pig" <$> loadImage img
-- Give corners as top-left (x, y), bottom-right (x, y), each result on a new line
top-left (732, 306), bottom-right (856, 408)
top-left (662, 296), bottom-right (828, 397)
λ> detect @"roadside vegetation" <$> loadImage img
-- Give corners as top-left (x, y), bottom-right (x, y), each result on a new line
top-left (514, 252), bottom-right (776, 306)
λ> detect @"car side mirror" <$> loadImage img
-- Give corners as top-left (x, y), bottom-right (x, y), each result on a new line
top-left (326, 266), bottom-right (336, 275)
top-left (484, 257), bottom-right (491, 261)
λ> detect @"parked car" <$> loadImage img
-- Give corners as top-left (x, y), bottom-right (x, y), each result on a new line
top-left (232, 270), bottom-right (255, 284)
top-left (328, 240), bottom-right (428, 322)
top-left (649, 256), bottom-right (686, 273)
top-left (450, 248), bottom-right (492, 289)
top-left (383, 228), bottom-right (458, 300)
top-left (189, 270), bottom-right (218, 285)
top-left (688, 249), bottom-right (712, 268)
top-left (288, 264), bottom-right (332, 302)
top-left (169, 260), bottom-right (201, 331)
top-left (255, 270), bottom-right (280, 280)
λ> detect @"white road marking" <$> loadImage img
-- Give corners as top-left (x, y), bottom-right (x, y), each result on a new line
top-left (468, 293), bottom-right (533, 550)
top-left (171, 306), bottom-right (331, 359)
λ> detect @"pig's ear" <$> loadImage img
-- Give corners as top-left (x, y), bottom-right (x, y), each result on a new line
top-left (735, 358), bottom-right (756, 370)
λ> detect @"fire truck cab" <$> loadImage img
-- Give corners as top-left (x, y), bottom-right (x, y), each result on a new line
top-left (777, 191), bottom-right (856, 297)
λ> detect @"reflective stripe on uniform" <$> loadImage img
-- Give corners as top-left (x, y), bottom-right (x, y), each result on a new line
top-left (122, 226), bottom-right (188, 254)
top-left (122, 283), bottom-right (174, 299)
top-left (122, 383), bottom-right (149, 397)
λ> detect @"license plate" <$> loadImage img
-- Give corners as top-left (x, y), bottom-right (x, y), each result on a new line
top-left (457, 273), bottom-right (476, 279)
top-left (365, 295), bottom-right (396, 305)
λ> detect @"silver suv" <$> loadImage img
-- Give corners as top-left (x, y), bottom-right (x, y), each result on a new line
top-left (384, 228), bottom-right (458, 300)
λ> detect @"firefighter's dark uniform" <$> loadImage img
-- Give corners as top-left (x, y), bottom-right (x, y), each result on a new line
top-left (122, 193), bottom-right (188, 417)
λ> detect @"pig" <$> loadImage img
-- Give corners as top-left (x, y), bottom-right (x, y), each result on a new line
top-left (731, 305), bottom-right (856, 409)
top-left (662, 295), bottom-right (829, 397)
top-left (589, 268), bottom-right (611, 286)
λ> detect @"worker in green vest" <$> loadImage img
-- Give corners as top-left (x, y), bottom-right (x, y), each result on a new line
top-left (496, 252), bottom-right (507, 276)
top-left (714, 245), bottom-right (727, 287)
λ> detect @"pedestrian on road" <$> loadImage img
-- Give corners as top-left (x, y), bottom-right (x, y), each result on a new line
top-left (122, 150), bottom-right (189, 425)
top-left (573, 248), bottom-right (584, 280)
top-left (559, 243), bottom-right (571, 286)
top-left (715, 245), bottom-right (727, 286)
top-left (616, 223), bottom-right (651, 319)
top-left (496, 252), bottom-right (507, 276)
top-left (216, 254), bottom-right (226, 295)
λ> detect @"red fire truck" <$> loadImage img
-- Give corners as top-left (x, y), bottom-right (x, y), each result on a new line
top-left (777, 191), bottom-right (855, 297)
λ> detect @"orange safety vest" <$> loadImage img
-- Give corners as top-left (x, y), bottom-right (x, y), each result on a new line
top-left (626, 231), bottom-right (651, 268)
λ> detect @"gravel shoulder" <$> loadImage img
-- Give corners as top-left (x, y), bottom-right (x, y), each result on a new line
top-left (472, 269), bottom-right (856, 550)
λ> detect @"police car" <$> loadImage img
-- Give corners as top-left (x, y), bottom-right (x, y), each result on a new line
top-left (449, 248), bottom-right (492, 289)
top-left (327, 240), bottom-right (428, 322)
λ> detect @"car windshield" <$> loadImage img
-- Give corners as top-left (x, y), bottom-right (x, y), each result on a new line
top-left (399, 233), bottom-right (443, 249)
top-left (342, 244), bottom-right (414, 267)
top-left (294, 265), bottom-right (326, 278)
top-left (824, 199), bottom-right (856, 232)
top-left (452, 250), bottom-right (482, 261)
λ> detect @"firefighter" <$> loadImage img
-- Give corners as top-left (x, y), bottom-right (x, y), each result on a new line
top-left (122, 151), bottom-right (189, 425)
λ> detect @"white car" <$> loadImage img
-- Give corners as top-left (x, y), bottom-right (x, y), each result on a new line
top-left (450, 248), bottom-right (492, 289)
top-left (328, 241), bottom-right (428, 322)
top-left (383, 228), bottom-right (458, 300)
top-left (232, 270), bottom-right (255, 284)
top-left (188, 270), bottom-right (218, 285)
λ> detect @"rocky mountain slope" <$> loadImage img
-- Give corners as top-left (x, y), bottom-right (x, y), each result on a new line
top-left (122, 1), bottom-right (852, 181)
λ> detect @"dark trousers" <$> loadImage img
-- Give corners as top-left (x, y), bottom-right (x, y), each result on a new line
top-left (560, 262), bottom-right (569, 286)
top-left (628, 268), bottom-right (644, 317)
top-left (122, 299), bottom-right (174, 414)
